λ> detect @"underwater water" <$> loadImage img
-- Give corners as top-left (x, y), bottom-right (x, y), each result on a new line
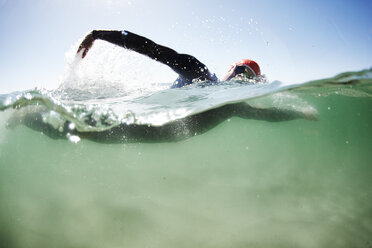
top-left (0, 52), bottom-right (372, 248)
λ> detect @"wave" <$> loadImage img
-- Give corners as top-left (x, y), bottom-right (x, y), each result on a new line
top-left (1, 68), bottom-right (371, 140)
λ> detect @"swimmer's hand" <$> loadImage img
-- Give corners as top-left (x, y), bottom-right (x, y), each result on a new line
top-left (77, 32), bottom-right (95, 59)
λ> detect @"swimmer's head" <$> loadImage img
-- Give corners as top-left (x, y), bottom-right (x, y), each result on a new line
top-left (236, 59), bottom-right (261, 77)
top-left (223, 59), bottom-right (261, 81)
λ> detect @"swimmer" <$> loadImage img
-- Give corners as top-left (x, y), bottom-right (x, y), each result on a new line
top-left (77, 30), bottom-right (261, 88)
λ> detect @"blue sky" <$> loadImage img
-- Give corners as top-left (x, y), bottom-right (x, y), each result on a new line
top-left (0, 0), bottom-right (371, 93)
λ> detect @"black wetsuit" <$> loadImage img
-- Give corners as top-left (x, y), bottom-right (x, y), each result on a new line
top-left (92, 30), bottom-right (218, 88)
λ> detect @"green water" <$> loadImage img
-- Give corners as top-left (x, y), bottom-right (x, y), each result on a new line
top-left (0, 89), bottom-right (371, 248)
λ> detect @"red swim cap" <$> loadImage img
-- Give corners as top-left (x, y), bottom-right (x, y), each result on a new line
top-left (234, 59), bottom-right (261, 76)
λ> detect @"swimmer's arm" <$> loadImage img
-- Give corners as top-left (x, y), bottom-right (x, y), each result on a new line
top-left (77, 30), bottom-right (126, 58)
top-left (77, 30), bottom-right (216, 82)
top-left (77, 30), bottom-right (178, 60)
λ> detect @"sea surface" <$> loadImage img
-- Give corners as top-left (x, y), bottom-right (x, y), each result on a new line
top-left (0, 66), bottom-right (372, 247)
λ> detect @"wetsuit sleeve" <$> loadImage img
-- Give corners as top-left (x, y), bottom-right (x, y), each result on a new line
top-left (92, 30), bottom-right (216, 83)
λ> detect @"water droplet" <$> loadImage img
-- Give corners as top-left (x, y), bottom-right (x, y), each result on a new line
top-left (66, 133), bottom-right (80, 144)
top-left (69, 122), bottom-right (76, 130)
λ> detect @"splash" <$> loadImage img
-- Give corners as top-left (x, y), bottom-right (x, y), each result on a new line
top-left (57, 40), bottom-right (176, 100)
